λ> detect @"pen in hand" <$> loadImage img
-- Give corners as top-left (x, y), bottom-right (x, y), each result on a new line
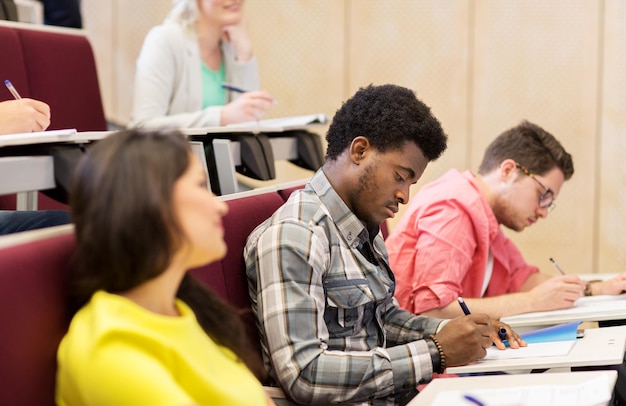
top-left (222, 82), bottom-right (278, 105)
top-left (498, 326), bottom-right (507, 341)
top-left (4, 80), bottom-right (22, 100)
top-left (549, 257), bottom-right (566, 275)
top-left (457, 297), bottom-right (471, 315)
top-left (221, 82), bottom-right (248, 94)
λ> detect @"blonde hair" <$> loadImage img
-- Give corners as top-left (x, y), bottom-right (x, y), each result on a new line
top-left (166, 0), bottom-right (199, 32)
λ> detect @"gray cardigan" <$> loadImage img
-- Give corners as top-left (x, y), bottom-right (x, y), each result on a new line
top-left (129, 23), bottom-right (259, 129)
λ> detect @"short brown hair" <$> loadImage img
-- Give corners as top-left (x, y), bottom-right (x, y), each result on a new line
top-left (477, 120), bottom-right (574, 180)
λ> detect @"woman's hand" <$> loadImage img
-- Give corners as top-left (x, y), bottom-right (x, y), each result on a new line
top-left (220, 91), bottom-right (275, 125)
top-left (223, 16), bottom-right (252, 62)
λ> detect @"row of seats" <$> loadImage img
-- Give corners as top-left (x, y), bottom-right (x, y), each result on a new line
top-left (0, 179), bottom-right (389, 404)
top-left (0, 182), bottom-right (305, 405)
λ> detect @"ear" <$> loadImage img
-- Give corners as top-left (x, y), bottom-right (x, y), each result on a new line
top-left (499, 159), bottom-right (518, 181)
top-left (349, 136), bottom-right (370, 166)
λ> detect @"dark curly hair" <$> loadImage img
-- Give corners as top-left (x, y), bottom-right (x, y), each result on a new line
top-left (477, 120), bottom-right (574, 180)
top-left (325, 84), bottom-right (447, 161)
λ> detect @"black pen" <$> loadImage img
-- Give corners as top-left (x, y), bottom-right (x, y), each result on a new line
top-left (549, 257), bottom-right (566, 275)
top-left (221, 82), bottom-right (248, 94)
top-left (457, 297), bottom-right (471, 315)
top-left (221, 82), bottom-right (278, 104)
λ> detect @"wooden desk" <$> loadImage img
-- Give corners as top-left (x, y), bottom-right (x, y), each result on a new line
top-left (410, 370), bottom-right (617, 405)
top-left (446, 326), bottom-right (626, 375)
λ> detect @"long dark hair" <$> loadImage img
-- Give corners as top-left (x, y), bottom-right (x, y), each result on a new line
top-left (69, 129), bottom-right (265, 380)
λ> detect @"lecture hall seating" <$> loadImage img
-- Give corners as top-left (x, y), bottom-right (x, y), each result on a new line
top-left (0, 185), bottom-right (301, 405)
top-left (0, 177), bottom-right (397, 404)
top-left (0, 20), bottom-right (107, 210)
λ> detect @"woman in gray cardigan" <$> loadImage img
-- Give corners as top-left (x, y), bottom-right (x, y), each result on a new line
top-left (130, 0), bottom-right (275, 129)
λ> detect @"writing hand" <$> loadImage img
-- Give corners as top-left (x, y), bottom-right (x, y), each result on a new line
top-left (220, 91), bottom-right (275, 125)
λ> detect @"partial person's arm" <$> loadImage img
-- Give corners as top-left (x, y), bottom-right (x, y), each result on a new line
top-left (422, 273), bottom-right (585, 319)
top-left (588, 273), bottom-right (626, 295)
top-left (222, 15), bottom-right (253, 62)
top-left (0, 99), bottom-right (50, 135)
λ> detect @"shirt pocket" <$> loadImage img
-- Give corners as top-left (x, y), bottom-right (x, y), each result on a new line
top-left (324, 279), bottom-right (374, 337)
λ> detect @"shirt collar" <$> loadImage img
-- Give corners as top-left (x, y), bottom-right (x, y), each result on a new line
top-left (462, 170), bottom-right (501, 241)
top-left (309, 169), bottom-right (370, 249)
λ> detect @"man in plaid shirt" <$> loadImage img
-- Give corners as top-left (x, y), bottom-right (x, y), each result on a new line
top-left (245, 84), bottom-right (521, 405)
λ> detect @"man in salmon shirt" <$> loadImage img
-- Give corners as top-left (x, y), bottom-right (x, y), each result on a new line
top-left (387, 120), bottom-right (626, 319)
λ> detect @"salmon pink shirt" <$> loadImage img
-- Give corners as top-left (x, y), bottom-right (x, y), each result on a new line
top-left (386, 169), bottom-right (538, 314)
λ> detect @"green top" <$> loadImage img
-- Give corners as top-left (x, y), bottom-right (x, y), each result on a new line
top-left (201, 60), bottom-right (226, 108)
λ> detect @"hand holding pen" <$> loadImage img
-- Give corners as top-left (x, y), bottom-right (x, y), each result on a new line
top-left (5, 80), bottom-right (22, 100)
top-left (220, 82), bottom-right (276, 125)
top-left (1, 79), bottom-right (51, 134)
top-left (457, 297), bottom-right (525, 350)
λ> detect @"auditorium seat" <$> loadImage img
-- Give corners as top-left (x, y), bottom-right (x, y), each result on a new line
top-left (0, 21), bottom-right (106, 211)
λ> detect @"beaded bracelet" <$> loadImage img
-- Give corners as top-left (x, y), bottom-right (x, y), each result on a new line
top-left (429, 335), bottom-right (446, 373)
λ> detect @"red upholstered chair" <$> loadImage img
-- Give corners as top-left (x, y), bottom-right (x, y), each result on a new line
top-left (0, 22), bottom-right (107, 210)
top-left (189, 190), bottom-right (285, 370)
top-left (0, 199), bottom-right (294, 403)
top-left (15, 26), bottom-right (106, 132)
top-left (0, 25), bottom-right (30, 103)
top-left (0, 225), bottom-right (75, 406)
top-left (277, 184), bottom-right (304, 202)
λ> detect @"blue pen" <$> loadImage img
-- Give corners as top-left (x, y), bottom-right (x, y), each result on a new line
top-left (463, 394), bottom-right (486, 406)
top-left (457, 297), bottom-right (471, 315)
top-left (4, 79), bottom-right (22, 100)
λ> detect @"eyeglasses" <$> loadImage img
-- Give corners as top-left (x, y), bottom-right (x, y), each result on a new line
top-left (515, 162), bottom-right (556, 212)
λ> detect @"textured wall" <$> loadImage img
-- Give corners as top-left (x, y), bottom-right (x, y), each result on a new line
top-left (80, 0), bottom-right (626, 275)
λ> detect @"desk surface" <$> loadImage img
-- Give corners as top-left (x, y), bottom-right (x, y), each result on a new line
top-left (410, 370), bottom-right (617, 405)
top-left (446, 325), bottom-right (626, 374)
top-left (0, 129), bottom-right (116, 148)
top-left (182, 114), bottom-right (328, 135)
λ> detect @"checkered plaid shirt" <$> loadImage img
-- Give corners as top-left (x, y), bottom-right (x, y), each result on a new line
top-left (245, 170), bottom-right (444, 405)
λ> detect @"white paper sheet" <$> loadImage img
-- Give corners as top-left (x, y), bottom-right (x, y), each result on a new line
top-left (482, 340), bottom-right (575, 360)
top-left (431, 374), bottom-right (613, 406)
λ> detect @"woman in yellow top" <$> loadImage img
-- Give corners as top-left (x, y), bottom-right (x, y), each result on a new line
top-left (56, 129), bottom-right (274, 405)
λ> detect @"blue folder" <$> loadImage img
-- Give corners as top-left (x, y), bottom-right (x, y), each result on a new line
top-left (502, 320), bottom-right (581, 346)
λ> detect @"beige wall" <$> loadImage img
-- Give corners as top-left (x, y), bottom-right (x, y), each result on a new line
top-left (81, 0), bottom-right (626, 275)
